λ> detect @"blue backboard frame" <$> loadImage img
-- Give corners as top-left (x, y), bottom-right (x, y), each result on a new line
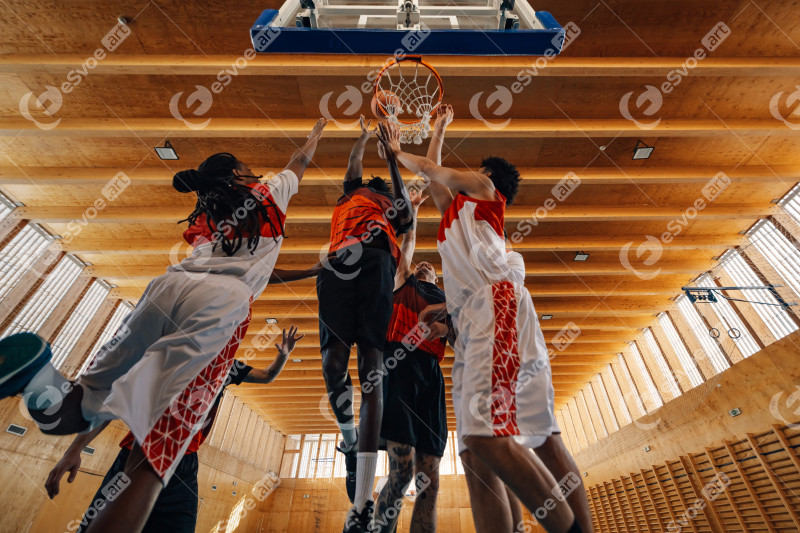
top-left (250, 8), bottom-right (565, 56)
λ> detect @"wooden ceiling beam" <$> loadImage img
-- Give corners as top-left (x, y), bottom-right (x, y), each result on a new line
top-left (4, 166), bottom-right (796, 186)
top-left (61, 235), bottom-right (745, 256)
top-left (87, 260), bottom-right (713, 280)
top-left (2, 118), bottom-right (795, 138)
top-left (3, 55), bottom-right (800, 77)
top-left (255, 360), bottom-right (603, 375)
top-left (240, 342), bottom-right (626, 360)
top-left (16, 204), bottom-right (773, 224)
top-left (109, 280), bottom-right (691, 301)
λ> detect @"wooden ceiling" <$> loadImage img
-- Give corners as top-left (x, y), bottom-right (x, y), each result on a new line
top-left (2, 0), bottom-right (800, 435)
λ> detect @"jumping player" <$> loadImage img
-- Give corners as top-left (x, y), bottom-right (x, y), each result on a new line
top-left (427, 241), bottom-right (593, 532)
top-left (317, 116), bottom-right (413, 533)
top-left (46, 326), bottom-right (304, 533)
top-left (373, 107), bottom-right (454, 533)
top-left (0, 118), bottom-right (328, 533)
top-left (381, 111), bottom-right (585, 533)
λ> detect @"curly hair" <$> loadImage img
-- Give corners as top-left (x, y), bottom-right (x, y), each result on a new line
top-left (481, 156), bottom-right (521, 205)
top-left (173, 152), bottom-right (282, 256)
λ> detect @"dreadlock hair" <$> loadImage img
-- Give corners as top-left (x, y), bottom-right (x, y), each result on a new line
top-left (173, 152), bottom-right (283, 256)
top-left (481, 156), bottom-right (521, 205)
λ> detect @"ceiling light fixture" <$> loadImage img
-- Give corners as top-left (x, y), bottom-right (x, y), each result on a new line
top-left (265, 318), bottom-right (278, 324)
top-left (541, 314), bottom-right (553, 320)
top-left (154, 140), bottom-right (179, 160)
top-left (574, 251), bottom-right (589, 261)
top-left (632, 140), bottom-right (654, 160)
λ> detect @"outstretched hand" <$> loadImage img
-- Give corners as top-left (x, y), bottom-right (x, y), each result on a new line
top-left (359, 115), bottom-right (375, 136)
top-left (409, 188), bottom-right (428, 210)
top-left (276, 325), bottom-right (304, 356)
top-left (434, 104), bottom-right (454, 132)
top-left (308, 118), bottom-right (329, 141)
top-left (377, 121), bottom-right (402, 159)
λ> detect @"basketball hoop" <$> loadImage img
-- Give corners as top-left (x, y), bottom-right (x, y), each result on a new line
top-left (373, 56), bottom-right (444, 145)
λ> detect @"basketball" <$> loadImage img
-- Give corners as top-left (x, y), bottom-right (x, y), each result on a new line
top-left (371, 90), bottom-right (402, 118)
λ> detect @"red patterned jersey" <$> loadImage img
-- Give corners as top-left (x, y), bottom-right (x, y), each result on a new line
top-left (386, 275), bottom-right (447, 362)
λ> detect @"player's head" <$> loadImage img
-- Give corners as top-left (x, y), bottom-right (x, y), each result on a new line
top-left (479, 156), bottom-right (521, 205)
top-left (173, 152), bottom-right (279, 256)
top-left (366, 175), bottom-right (391, 195)
top-left (413, 261), bottom-right (437, 284)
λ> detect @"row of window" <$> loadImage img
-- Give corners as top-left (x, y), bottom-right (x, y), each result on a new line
top-left (0, 194), bottom-right (131, 375)
top-left (557, 191), bottom-right (800, 453)
top-left (279, 431), bottom-right (466, 479)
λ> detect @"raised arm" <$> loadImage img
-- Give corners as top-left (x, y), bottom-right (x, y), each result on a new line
top-left (394, 190), bottom-right (428, 290)
top-left (383, 121), bottom-right (495, 202)
top-left (243, 326), bottom-right (303, 384)
top-left (376, 123), bottom-right (413, 229)
top-left (425, 105), bottom-right (456, 214)
top-left (284, 118), bottom-right (328, 181)
top-left (345, 116), bottom-right (374, 182)
top-left (45, 420), bottom-right (111, 498)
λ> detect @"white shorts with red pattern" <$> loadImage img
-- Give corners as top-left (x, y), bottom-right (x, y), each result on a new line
top-left (450, 280), bottom-right (559, 455)
top-left (79, 272), bottom-right (253, 484)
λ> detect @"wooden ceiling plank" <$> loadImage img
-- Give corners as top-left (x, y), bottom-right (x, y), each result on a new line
top-left (3, 55), bottom-right (800, 77)
top-left (2, 118), bottom-right (796, 138)
top-left (4, 166), bottom-right (796, 186)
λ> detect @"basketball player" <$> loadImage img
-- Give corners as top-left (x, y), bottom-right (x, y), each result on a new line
top-left (46, 326), bottom-right (304, 533)
top-left (317, 116), bottom-right (413, 533)
top-left (422, 222), bottom-right (594, 532)
top-left (0, 118), bottom-right (328, 533)
top-left (380, 113), bottom-right (585, 533)
top-left (373, 107), bottom-right (455, 533)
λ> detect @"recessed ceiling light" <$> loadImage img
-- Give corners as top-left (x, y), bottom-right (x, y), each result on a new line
top-left (574, 251), bottom-right (589, 261)
top-left (292, 358), bottom-right (302, 363)
top-left (541, 314), bottom-right (553, 320)
top-left (154, 140), bottom-right (179, 160)
top-left (632, 140), bottom-right (654, 160)
top-left (265, 318), bottom-right (278, 324)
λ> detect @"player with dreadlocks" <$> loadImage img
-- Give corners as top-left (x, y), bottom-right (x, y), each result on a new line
top-left (0, 118), bottom-right (328, 533)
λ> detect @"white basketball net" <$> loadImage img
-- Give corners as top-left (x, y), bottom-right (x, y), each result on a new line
top-left (375, 60), bottom-right (442, 145)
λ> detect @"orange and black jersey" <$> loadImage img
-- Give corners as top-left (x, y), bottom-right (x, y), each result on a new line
top-left (387, 274), bottom-right (447, 363)
top-left (328, 178), bottom-right (412, 265)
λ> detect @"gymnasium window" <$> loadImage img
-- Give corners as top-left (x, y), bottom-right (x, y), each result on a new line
top-left (559, 405), bottom-right (581, 452)
top-left (748, 219), bottom-right (800, 298)
top-left (626, 343), bottom-right (663, 410)
top-left (77, 301), bottom-right (133, 376)
top-left (582, 386), bottom-right (608, 439)
top-left (780, 183), bottom-right (800, 222)
top-left (720, 250), bottom-right (797, 340)
top-left (297, 434), bottom-right (319, 478)
top-left (656, 313), bottom-right (704, 388)
top-left (284, 431), bottom-right (463, 479)
top-left (577, 391), bottom-right (599, 443)
top-left (675, 296), bottom-right (730, 374)
top-left (694, 273), bottom-right (760, 358)
top-left (615, 354), bottom-right (647, 418)
top-left (0, 191), bottom-right (14, 223)
top-left (591, 374), bottom-right (619, 433)
top-left (600, 365), bottom-right (632, 426)
top-left (2, 254), bottom-right (84, 337)
top-left (642, 329), bottom-right (681, 398)
top-left (50, 280), bottom-right (111, 369)
top-left (567, 399), bottom-right (587, 450)
top-left (0, 223), bottom-right (53, 302)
